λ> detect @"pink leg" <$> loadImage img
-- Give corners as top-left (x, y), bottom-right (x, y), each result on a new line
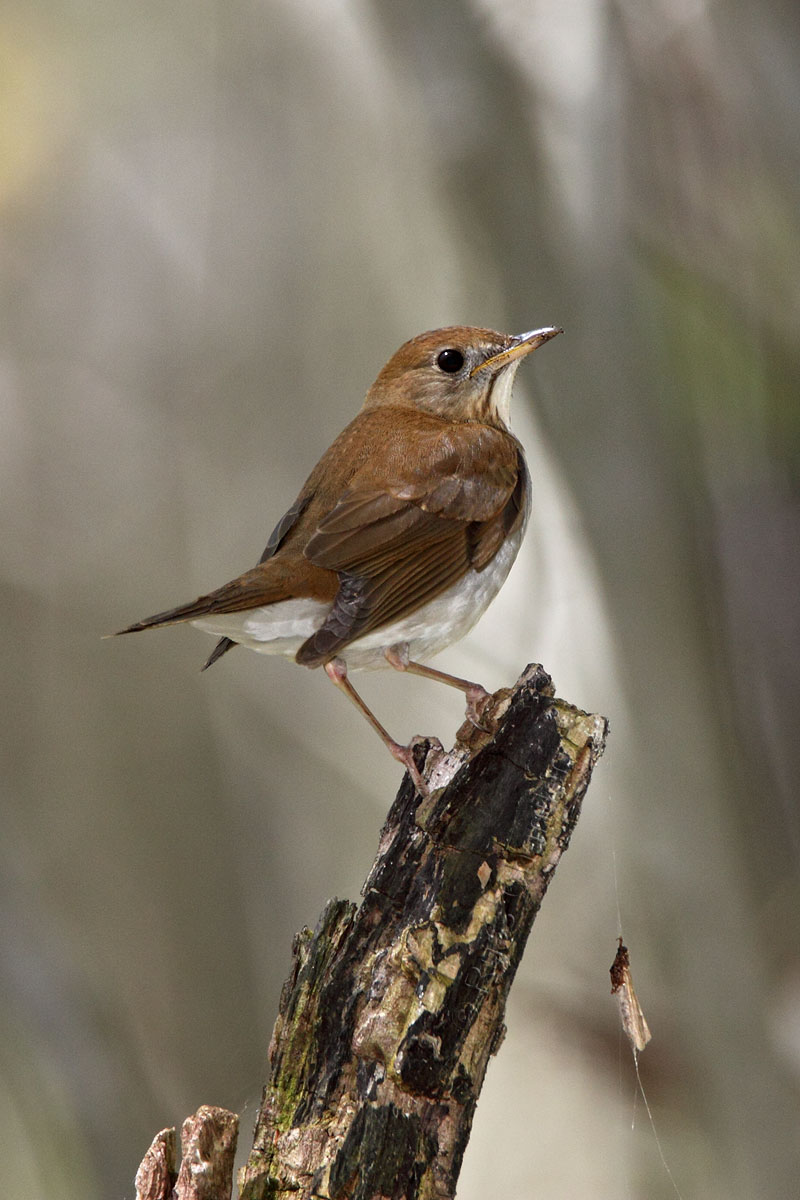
top-left (384, 644), bottom-right (491, 727)
top-left (324, 657), bottom-right (429, 795)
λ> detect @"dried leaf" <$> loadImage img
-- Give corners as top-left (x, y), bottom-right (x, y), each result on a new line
top-left (610, 938), bottom-right (652, 1052)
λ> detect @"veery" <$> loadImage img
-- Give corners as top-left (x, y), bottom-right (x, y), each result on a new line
top-left (117, 324), bottom-right (561, 792)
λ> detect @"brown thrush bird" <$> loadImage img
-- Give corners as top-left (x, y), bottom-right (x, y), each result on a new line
top-left (116, 324), bottom-right (562, 792)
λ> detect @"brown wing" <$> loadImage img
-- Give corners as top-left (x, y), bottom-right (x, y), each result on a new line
top-left (116, 408), bottom-right (526, 667)
top-left (295, 423), bottom-right (526, 667)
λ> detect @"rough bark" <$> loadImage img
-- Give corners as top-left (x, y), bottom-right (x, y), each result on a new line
top-left (135, 1127), bottom-right (178, 1200)
top-left (136, 1107), bottom-right (238, 1200)
top-left (134, 664), bottom-right (607, 1198)
top-left (236, 662), bottom-right (608, 1200)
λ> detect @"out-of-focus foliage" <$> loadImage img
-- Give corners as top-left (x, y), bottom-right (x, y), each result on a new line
top-left (2, 1), bottom-right (798, 1196)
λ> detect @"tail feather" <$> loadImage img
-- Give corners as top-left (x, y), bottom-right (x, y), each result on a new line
top-left (201, 636), bottom-right (236, 670)
top-left (114, 557), bottom-right (338, 638)
top-left (115, 592), bottom-right (227, 634)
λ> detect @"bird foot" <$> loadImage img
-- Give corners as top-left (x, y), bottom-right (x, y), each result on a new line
top-left (464, 685), bottom-right (494, 732)
top-left (388, 735), bottom-right (444, 797)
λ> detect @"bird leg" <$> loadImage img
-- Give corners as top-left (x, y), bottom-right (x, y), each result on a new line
top-left (384, 644), bottom-right (492, 728)
top-left (324, 657), bottom-right (430, 796)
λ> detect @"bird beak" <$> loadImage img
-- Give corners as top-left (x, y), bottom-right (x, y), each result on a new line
top-left (470, 325), bottom-right (563, 377)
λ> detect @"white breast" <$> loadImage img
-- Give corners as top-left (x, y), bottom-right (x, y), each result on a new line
top-left (192, 525), bottom-right (525, 671)
top-left (340, 527), bottom-right (525, 668)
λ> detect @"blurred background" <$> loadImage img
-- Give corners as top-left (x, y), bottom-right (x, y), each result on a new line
top-left (2, 0), bottom-right (799, 1196)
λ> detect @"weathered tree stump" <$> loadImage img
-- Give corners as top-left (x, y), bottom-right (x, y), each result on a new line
top-left (134, 664), bottom-right (608, 1199)
top-left (238, 663), bottom-right (608, 1199)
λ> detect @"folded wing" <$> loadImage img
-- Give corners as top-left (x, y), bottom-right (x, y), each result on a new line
top-left (296, 422), bottom-right (527, 666)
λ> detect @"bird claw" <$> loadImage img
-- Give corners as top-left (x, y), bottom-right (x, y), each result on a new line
top-left (389, 735), bottom-right (445, 797)
top-left (464, 686), bottom-right (493, 732)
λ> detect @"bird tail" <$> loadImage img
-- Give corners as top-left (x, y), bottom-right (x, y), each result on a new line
top-left (113, 585), bottom-right (242, 669)
top-left (113, 567), bottom-right (285, 637)
top-left (201, 637), bottom-right (236, 670)
top-left (114, 593), bottom-right (228, 634)
top-left (112, 558), bottom-right (336, 666)
top-left (113, 597), bottom-right (238, 669)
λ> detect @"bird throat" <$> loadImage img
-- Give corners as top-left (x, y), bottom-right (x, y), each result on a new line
top-left (479, 362), bottom-right (521, 429)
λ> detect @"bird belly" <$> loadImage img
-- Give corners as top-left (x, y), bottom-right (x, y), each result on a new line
top-left (191, 598), bottom-right (331, 658)
top-left (191, 526), bottom-right (524, 670)
top-left (343, 527), bottom-right (524, 669)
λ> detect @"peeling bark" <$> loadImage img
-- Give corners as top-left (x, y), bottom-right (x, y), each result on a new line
top-left (175, 1106), bottom-right (239, 1200)
top-left (135, 1107), bottom-right (238, 1200)
top-left (135, 1127), bottom-right (178, 1200)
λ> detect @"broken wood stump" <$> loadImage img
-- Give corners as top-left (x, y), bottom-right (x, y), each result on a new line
top-left (135, 664), bottom-right (608, 1200)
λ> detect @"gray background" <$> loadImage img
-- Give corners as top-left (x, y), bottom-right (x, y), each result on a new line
top-left (2, 1), bottom-right (799, 1196)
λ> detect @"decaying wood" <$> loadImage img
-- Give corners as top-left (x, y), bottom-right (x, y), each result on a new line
top-left (134, 663), bottom-right (607, 1200)
top-left (238, 663), bottom-right (608, 1200)
top-left (135, 1106), bottom-right (238, 1200)
top-left (135, 1127), bottom-right (178, 1200)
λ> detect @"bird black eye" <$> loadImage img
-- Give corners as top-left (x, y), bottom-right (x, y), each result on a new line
top-left (436, 348), bottom-right (465, 374)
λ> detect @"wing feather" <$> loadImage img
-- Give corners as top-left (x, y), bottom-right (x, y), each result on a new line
top-left (296, 425), bottom-right (525, 666)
